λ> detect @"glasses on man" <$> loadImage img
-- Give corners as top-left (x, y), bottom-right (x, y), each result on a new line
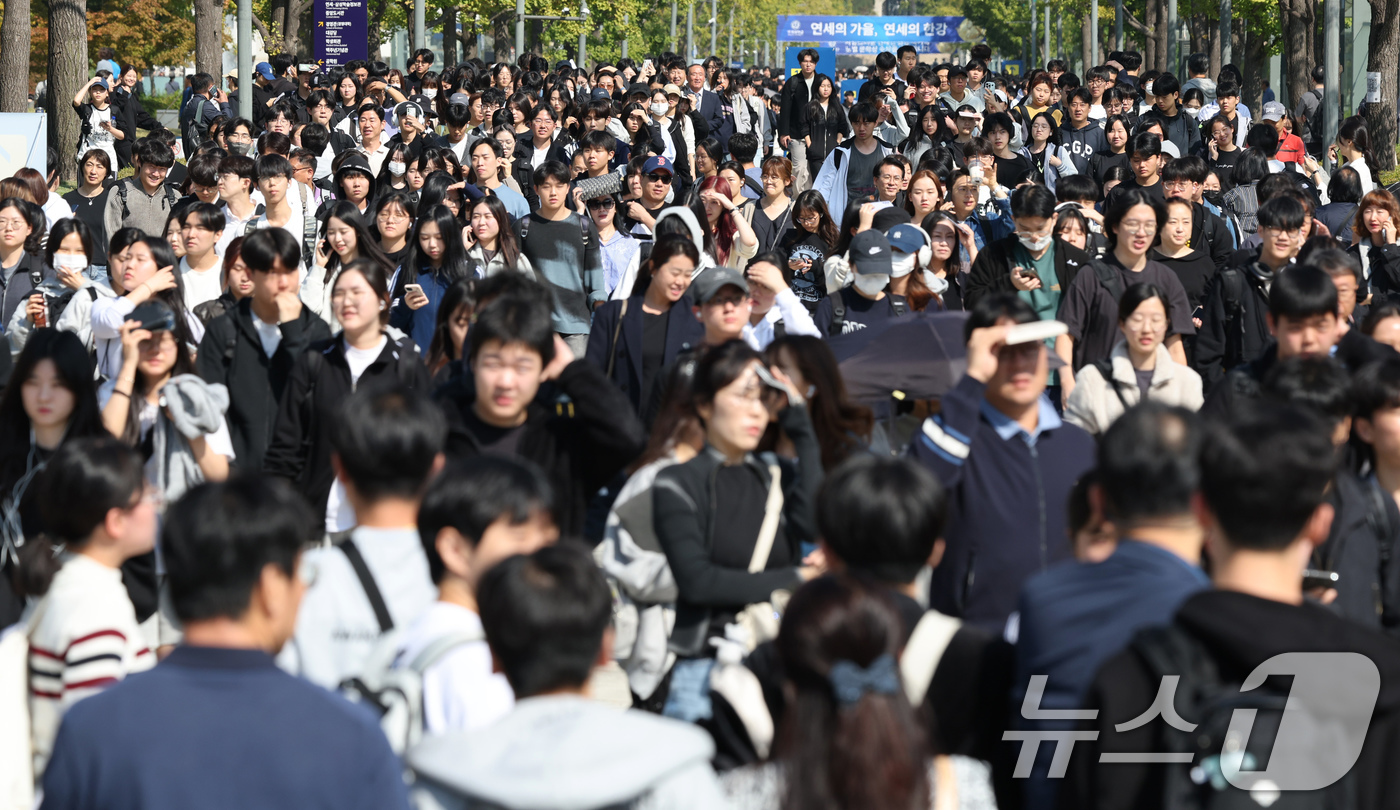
top-left (645, 172), bottom-right (672, 185)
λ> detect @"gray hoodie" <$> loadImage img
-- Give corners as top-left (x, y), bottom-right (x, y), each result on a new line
top-left (407, 695), bottom-right (728, 810)
top-left (103, 176), bottom-right (179, 239)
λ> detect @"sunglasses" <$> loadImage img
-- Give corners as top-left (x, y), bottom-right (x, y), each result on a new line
top-left (645, 172), bottom-right (672, 184)
top-left (586, 198), bottom-right (616, 209)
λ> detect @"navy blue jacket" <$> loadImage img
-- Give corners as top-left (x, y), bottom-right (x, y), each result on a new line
top-left (584, 293), bottom-right (704, 415)
top-left (909, 374), bottom-right (1095, 628)
top-left (41, 645), bottom-right (409, 810)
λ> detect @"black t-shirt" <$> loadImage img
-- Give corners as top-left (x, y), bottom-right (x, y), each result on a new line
top-left (995, 153), bottom-right (1034, 188)
top-left (783, 230), bottom-right (832, 314)
top-left (1060, 254), bottom-right (1196, 368)
top-left (1150, 248), bottom-right (1216, 312)
top-left (461, 406), bottom-right (527, 457)
top-left (64, 187), bottom-right (112, 265)
top-left (1211, 149), bottom-right (1241, 191)
top-left (1090, 151), bottom-right (1130, 186)
top-left (641, 308), bottom-right (669, 407)
top-left (704, 462), bottom-right (795, 638)
top-left (814, 286), bottom-right (906, 337)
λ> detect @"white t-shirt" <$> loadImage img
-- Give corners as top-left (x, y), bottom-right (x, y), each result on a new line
top-left (322, 335), bottom-right (389, 532)
top-left (179, 257), bottom-right (224, 309)
top-left (394, 601), bottom-right (514, 734)
top-left (215, 202), bottom-right (260, 257)
top-left (250, 310), bottom-right (282, 357)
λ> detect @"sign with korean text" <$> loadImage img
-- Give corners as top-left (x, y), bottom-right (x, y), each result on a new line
top-left (315, 0), bottom-right (368, 69)
top-left (777, 15), bottom-right (968, 55)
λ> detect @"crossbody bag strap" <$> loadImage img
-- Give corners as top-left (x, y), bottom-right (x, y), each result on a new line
top-left (606, 298), bottom-right (628, 379)
top-left (747, 463), bottom-right (785, 574)
top-left (338, 538), bottom-right (393, 633)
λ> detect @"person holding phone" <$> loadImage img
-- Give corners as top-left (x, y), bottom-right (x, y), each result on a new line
top-left (73, 77), bottom-right (130, 172)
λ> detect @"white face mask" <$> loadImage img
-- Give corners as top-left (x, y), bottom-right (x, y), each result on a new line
top-left (1018, 232), bottom-right (1053, 252)
top-left (854, 273), bottom-right (889, 295)
top-left (891, 252), bottom-right (918, 278)
top-left (53, 254), bottom-right (87, 272)
top-left (388, 161), bottom-right (407, 176)
top-left (423, 89), bottom-right (438, 100)
top-left (650, 102), bottom-right (669, 116)
top-left (1184, 107), bottom-right (1200, 119)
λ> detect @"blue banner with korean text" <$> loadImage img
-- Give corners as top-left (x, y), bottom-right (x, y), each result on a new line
top-left (777, 15), bottom-right (968, 55)
top-left (315, 0), bottom-right (368, 69)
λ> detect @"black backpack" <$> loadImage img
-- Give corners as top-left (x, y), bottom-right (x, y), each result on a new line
top-left (1130, 624), bottom-right (1358, 810)
top-left (183, 96), bottom-right (211, 156)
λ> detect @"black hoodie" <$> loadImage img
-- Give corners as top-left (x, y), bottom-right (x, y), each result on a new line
top-left (1063, 589), bottom-right (1400, 809)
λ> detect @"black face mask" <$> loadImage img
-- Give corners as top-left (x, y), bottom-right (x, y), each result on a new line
top-left (1202, 189), bottom-right (1225, 208)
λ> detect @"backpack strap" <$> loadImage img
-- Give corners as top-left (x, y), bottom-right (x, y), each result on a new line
top-left (338, 537), bottom-right (393, 633)
top-left (118, 180), bottom-right (130, 220)
top-left (829, 290), bottom-right (847, 335)
top-left (406, 629), bottom-right (486, 674)
top-left (747, 463), bottom-right (785, 574)
top-left (579, 212), bottom-right (590, 248)
top-left (900, 610), bottom-right (962, 708)
top-left (1219, 267), bottom-right (1248, 315)
top-left (1092, 358), bottom-right (1129, 409)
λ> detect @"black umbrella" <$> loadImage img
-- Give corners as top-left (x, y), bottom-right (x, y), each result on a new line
top-left (826, 310), bottom-right (970, 406)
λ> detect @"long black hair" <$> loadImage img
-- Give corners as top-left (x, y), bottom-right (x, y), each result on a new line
top-left (44, 218), bottom-right (96, 270)
top-left (114, 300), bottom-right (196, 446)
top-left (467, 195), bottom-right (524, 272)
top-left (404, 203), bottom-right (473, 286)
top-left (0, 330), bottom-right (103, 495)
top-left (426, 277), bottom-right (475, 375)
top-left (320, 201), bottom-right (394, 284)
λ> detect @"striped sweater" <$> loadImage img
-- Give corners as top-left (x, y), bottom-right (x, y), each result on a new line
top-left (28, 553), bottom-right (154, 778)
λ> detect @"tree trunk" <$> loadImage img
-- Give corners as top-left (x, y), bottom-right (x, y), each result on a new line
top-left (1154, 0), bottom-right (1169, 72)
top-left (1281, 0), bottom-right (1314, 109)
top-left (443, 6), bottom-right (459, 66)
top-left (1143, 0), bottom-right (1158, 70)
top-left (48, 0), bottom-right (86, 184)
top-left (1241, 27), bottom-right (1268, 112)
top-left (0, 0), bottom-right (31, 112)
top-left (1368, 0), bottom-right (1400, 170)
top-left (195, 0), bottom-right (223, 78)
top-left (1082, 10), bottom-right (1093, 74)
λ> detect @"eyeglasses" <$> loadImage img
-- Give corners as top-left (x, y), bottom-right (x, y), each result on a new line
top-left (1119, 220), bottom-right (1157, 235)
top-left (797, 213), bottom-right (820, 225)
top-left (645, 172), bottom-right (672, 184)
top-left (1124, 313), bottom-right (1167, 329)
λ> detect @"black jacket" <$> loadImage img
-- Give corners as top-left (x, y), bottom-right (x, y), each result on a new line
top-left (1063, 589), bottom-right (1400, 810)
top-left (1194, 256), bottom-right (1274, 391)
top-left (512, 135), bottom-right (575, 208)
top-left (962, 236), bottom-right (1092, 313)
top-left (110, 88), bottom-right (162, 167)
top-left (1349, 241), bottom-right (1400, 307)
top-left (0, 253), bottom-right (50, 330)
top-left (1189, 201), bottom-right (1234, 272)
top-left (264, 332), bottom-right (431, 511)
top-left (584, 293), bottom-right (705, 416)
top-left (1315, 468), bottom-right (1400, 636)
top-left (195, 298), bottom-right (332, 471)
top-left (777, 72), bottom-right (831, 140)
top-left (1199, 341), bottom-right (1275, 421)
top-left (653, 405), bottom-right (823, 656)
top-left (435, 359), bottom-right (645, 537)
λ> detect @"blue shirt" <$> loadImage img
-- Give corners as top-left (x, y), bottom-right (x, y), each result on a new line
top-left (980, 394), bottom-right (1061, 447)
top-left (1012, 540), bottom-right (1209, 810)
top-left (40, 645), bottom-right (410, 810)
top-left (492, 183), bottom-right (530, 222)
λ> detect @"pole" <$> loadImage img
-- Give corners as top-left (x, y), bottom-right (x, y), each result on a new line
top-left (622, 14), bottom-right (629, 59)
top-left (476, 14), bottom-right (485, 59)
top-left (515, 0), bottom-right (525, 62)
top-left (238, 0), bottom-right (252, 120)
top-left (1166, 0), bottom-right (1177, 73)
top-left (413, 0), bottom-right (425, 50)
top-left (670, 1), bottom-right (677, 52)
top-left (579, 30), bottom-right (587, 68)
top-left (687, 2), bottom-right (694, 62)
top-left (1057, 14), bottom-right (1062, 62)
top-left (1323, 0), bottom-right (1340, 154)
top-left (1044, 4), bottom-right (1051, 66)
top-left (1115, 0), bottom-right (1123, 50)
top-left (727, 6), bottom-right (734, 65)
top-left (1030, 0), bottom-right (1037, 70)
top-left (1220, 0), bottom-right (1232, 63)
top-left (709, 0), bottom-right (717, 58)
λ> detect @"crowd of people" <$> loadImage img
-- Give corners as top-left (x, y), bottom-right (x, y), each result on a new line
top-left (2, 36), bottom-right (1400, 810)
